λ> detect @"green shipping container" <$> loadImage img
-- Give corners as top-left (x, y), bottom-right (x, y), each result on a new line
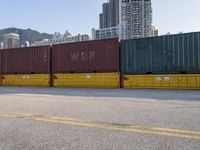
top-left (120, 32), bottom-right (200, 74)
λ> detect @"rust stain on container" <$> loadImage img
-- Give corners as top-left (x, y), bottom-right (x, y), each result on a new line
top-left (1, 46), bottom-right (51, 74)
top-left (52, 38), bottom-right (119, 73)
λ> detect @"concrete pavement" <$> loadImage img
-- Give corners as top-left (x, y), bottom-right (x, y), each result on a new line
top-left (0, 87), bottom-right (199, 150)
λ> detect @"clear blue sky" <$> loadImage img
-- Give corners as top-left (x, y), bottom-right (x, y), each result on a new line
top-left (1, 0), bottom-right (200, 35)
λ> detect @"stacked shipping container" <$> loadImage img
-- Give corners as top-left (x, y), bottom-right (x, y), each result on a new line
top-left (121, 32), bottom-right (200, 89)
top-left (0, 32), bottom-right (199, 89)
top-left (0, 50), bottom-right (2, 86)
top-left (52, 38), bottom-right (120, 88)
top-left (0, 46), bottom-right (51, 87)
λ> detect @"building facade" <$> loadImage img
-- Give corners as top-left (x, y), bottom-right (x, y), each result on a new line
top-left (93, 0), bottom-right (153, 40)
top-left (21, 41), bottom-right (30, 48)
top-left (100, 0), bottom-right (119, 29)
top-left (3, 33), bottom-right (20, 49)
top-left (121, 0), bottom-right (153, 40)
top-left (0, 42), bottom-right (3, 49)
top-left (93, 0), bottom-right (120, 40)
top-left (152, 25), bottom-right (160, 37)
top-left (92, 25), bottom-right (120, 40)
top-left (31, 34), bottom-right (90, 47)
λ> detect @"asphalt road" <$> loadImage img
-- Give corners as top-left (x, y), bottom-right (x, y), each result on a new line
top-left (0, 87), bottom-right (200, 150)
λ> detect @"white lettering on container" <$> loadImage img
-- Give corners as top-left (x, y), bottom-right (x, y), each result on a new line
top-left (71, 53), bottom-right (79, 61)
top-left (70, 51), bottom-right (96, 62)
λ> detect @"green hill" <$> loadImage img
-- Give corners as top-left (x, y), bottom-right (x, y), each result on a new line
top-left (0, 28), bottom-right (53, 44)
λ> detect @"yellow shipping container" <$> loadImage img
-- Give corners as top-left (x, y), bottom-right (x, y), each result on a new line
top-left (0, 75), bottom-right (2, 86)
top-left (2, 74), bottom-right (50, 87)
top-left (53, 73), bottom-right (120, 88)
top-left (123, 74), bottom-right (200, 89)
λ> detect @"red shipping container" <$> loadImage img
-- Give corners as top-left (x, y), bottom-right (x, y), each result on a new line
top-left (1, 46), bottom-right (51, 74)
top-left (52, 38), bottom-right (119, 73)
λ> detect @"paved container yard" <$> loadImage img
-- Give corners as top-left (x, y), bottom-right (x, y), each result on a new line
top-left (0, 87), bottom-right (199, 150)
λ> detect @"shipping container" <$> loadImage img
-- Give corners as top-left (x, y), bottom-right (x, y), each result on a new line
top-left (2, 74), bottom-right (50, 87)
top-left (0, 76), bottom-right (2, 85)
top-left (1, 46), bottom-right (51, 74)
top-left (52, 38), bottom-right (119, 73)
top-left (122, 74), bottom-right (200, 89)
top-left (121, 32), bottom-right (200, 74)
top-left (0, 50), bottom-right (2, 85)
top-left (0, 75), bottom-right (2, 86)
top-left (53, 73), bottom-right (120, 88)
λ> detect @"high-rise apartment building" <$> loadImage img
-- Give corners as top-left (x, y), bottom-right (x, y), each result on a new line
top-left (93, 0), bottom-right (120, 40)
top-left (93, 0), bottom-right (153, 40)
top-left (3, 33), bottom-right (20, 49)
top-left (0, 42), bottom-right (3, 49)
top-left (121, 0), bottom-right (153, 40)
top-left (100, 0), bottom-right (119, 29)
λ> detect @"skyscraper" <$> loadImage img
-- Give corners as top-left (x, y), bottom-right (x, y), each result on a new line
top-left (120, 0), bottom-right (153, 40)
top-left (3, 33), bottom-right (20, 49)
top-left (100, 0), bottom-right (119, 29)
top-left (92, 0), bottom-right (120, 40)
top-left (93, 0), bottom-right (153, 40)
top-left (0, 42), bottom-right (3, 49)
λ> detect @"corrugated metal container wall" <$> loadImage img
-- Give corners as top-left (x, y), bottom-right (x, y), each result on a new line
top-left (52, 38), bottom-right (119, 73)
top-left (0, 50), bottom-right (2, 85)
top-left (122, 74), bottom-right (200, 89)
top-left (2, 74), bottom-right (50, 87)
top-left (1, 46), bottom-right (51, 74)
top-left (53, 73), bottom-right (120, 88)
top-left (121, 32), bottom-right (200, 74)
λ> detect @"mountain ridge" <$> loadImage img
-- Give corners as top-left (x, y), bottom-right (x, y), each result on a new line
top-left (0, 28), bottom-right (53, 44)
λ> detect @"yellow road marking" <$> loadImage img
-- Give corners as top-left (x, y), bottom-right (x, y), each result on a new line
top-left (150, 127), bottom-right (200, 135)
top-left (0, 112), bottom-right (85, 122)
top-left (128, 125), bottom-right (200, 135)
top-left (33, 118), bottom-right (200, 140)
top-left (0, 112), bottom-right (200, 140)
